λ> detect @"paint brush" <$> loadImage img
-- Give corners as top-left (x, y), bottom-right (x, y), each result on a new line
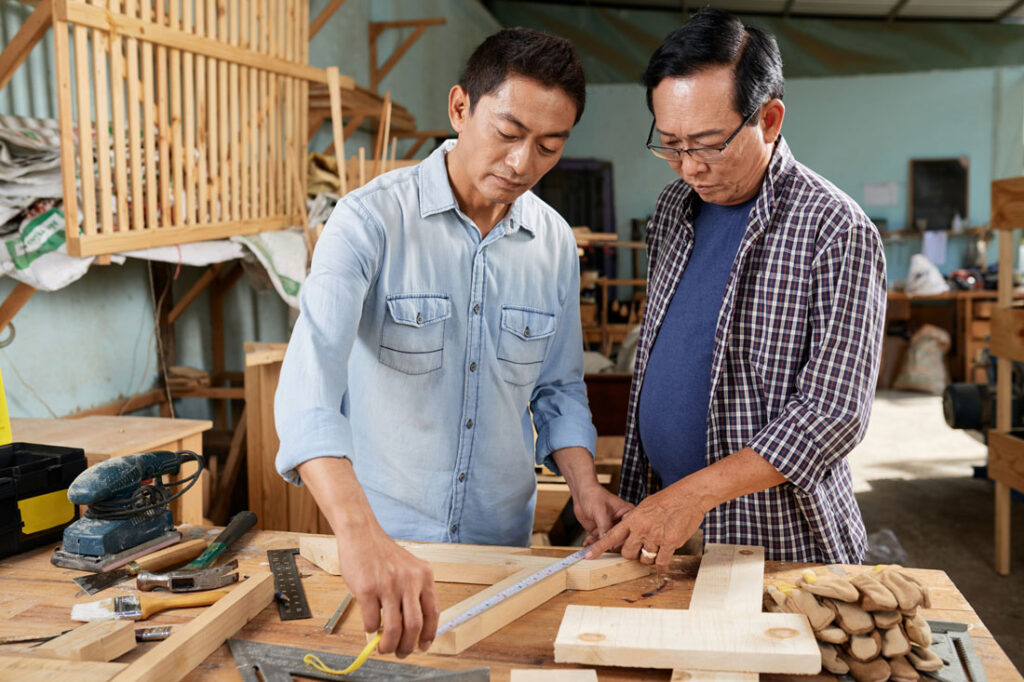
top-left (70, 590), bottom-right (227, 622)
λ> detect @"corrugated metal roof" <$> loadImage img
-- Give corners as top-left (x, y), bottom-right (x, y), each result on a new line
top-left (497, 0), bottom-right (1024, 22)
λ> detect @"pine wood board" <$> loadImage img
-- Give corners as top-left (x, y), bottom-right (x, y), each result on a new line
top-left (0, 655), bottom-right (126, 681)
top-left (554, 605), bottom-right (820, 673)
top-left (31, 619), bottom-right (135, 662)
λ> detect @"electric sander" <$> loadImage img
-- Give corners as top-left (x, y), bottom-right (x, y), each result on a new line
top-left (52, 450), bottom-right (205, 572)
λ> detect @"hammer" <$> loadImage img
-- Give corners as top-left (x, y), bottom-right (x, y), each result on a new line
top-left (136, 511), bottom-right (257, 592)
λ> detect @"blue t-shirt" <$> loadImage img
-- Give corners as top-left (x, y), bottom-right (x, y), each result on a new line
top-left (637, 196), bottom-right (754, 487)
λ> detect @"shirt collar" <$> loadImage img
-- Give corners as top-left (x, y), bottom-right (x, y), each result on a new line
top-left (417, 139), bottom-right (534, 235)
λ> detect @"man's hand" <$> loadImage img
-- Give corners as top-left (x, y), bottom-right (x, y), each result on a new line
top-left (296, 456), bottom-right (439, 657)
top-left (584, 447), bottom-right (786, 571)
top-left (335, 524), bottom-right (438, 657)
top-left (584, 483), bottom-right (705, 571)
top-left (550, 446), bottom-right (633, 546)
top-left (573, 482), bottom-right (633, 547)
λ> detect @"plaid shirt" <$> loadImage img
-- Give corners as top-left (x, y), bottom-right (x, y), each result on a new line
top-left (619, 137), bottom-right (886, 564)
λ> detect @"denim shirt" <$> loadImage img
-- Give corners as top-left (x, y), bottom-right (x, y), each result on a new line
top-left (275, 139), bottom-right (596, 547)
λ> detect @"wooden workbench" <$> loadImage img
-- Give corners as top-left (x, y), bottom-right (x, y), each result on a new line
top-left (0, 529), bottom-right (1019, 681)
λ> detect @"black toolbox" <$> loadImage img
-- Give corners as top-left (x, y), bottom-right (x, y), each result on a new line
top-left (0, 442), bottom-right (87, 558)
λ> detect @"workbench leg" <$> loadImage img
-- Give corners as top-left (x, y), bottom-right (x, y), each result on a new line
top-left (995, 481), bottom-right (1011, 575)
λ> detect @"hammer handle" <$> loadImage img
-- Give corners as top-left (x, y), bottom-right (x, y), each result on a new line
top-left (132, 539), bottom-right (207, 572)
top-left (186, 511), bottom-right (257, 569)
top-left (138, 590), bottom-right (228, 619)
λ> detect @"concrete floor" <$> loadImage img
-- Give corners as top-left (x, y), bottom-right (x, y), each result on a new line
top-left (853, 390), bottom-right (1024, 670)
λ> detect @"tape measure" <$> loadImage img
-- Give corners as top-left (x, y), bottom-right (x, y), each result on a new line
top-left (435, 547), bottom-right (587, 637)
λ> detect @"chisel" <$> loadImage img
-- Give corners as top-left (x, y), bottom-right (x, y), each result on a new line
top-left (74, 539), bottom-right (207, 595)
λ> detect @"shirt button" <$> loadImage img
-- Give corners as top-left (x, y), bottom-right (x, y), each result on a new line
top-left (458, 472), bottom-right (466, 482)
top-left (416, 313), bottom-right (423, 324)
top-left (473, 304), bottom-right (480, 314)
top-left (465, 419), bottom-right (474, 429)
top-left (451, 524), bottom-right (458, 533)
top-left (469, 362), bottom-right (477, 372)
top-left (524, 327), bottom-right (531, 337)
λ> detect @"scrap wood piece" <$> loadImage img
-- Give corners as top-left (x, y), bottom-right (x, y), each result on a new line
top-left (0, 655), bottom-right (126, 682)
top-left (299, 535), bottom-right (650, 589)
top-left (553, 605), bottom-right (820, 674)
top-left (31, 619), bottom-right (135, 662)
top-left (111, 572), bottom-right (273, 682)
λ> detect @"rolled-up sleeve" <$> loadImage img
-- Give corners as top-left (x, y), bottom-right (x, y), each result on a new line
top-left (747, 215), bottom-right (886, 493)
top-left (530, 237), bottom-right (598, 473)
top-left (274, 197), bottom-right (385, 484)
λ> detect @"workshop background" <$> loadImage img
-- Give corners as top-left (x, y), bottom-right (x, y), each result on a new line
top-left (1, 0), bottom-right (1023, 675)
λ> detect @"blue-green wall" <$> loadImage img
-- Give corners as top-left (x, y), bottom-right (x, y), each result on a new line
top-left (564, 66), bottom-right (1024, 283)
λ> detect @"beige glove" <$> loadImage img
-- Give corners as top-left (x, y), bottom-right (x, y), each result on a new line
top-left (839, 651), bottom-right (892, 682)
top-left (819, 641), bottom-right (850, 675)
top-left (889, 655), bottom-right (921, 682)
top-left (827, 598), bottom-right (876, 635)
top-left (852, 569), bottom-right (899, 611)
top-left (881, 625), bottom-right (911, 658)
top-left (907, 644), bottom-right (944, 672)
top-left (843, 629), bottom-right (882, 662)
top-left (799, 569), bottom-right (860, 602)
top-left (873, 610), bottom-right (902, 628)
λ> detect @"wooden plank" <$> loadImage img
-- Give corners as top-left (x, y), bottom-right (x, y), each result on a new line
top-left (511, 672), bottom-right (597, 682)
top-left (0, 0), bottom-right (52, 92)
top-left (166, 263), bottom-right (221, 324)
top-left (244, 347), bottom-right (264, 529)
top-left (66, 215), bottom-right (295, 256)
top-left (53, 14), bottom-right (79, 236)
top-left (991, 177), bottom-right (1024, 230)
top-left (168, 0), bottom-right (184, 226)
top-left (89, 6), bottom-right (113, 235)
top-left (31, 619), bottom-right (135, 662)
top-left (0, 281), bottom-right (36, 333)
top-left (217, 0), bottom-right (230, 223)
top-left (309, 0), bottom-right (347, 37)
top-left (229, 0), bottom-right (240, 222)
top-left (181, 0), bottom-right (196, 226)
top-left (300, 536), bottom-right (650, 591)
top-left (111, 572), bottom-right (273, 681)
top-left (106, 0), bottom-right (129, 234)
top-left (0, 656), bottom-right (126, 681)
top-left (55, 1), bottom-right (343, 86)
top-left (204, 0), bottom-right (219, 221)
top-left (989, 306), bottom-right (1024, 363)
top-left (124, 0), bottom-right (143, 232)
top-left (243, 344), bottom-right (287, 367)
top-left (155, 0), bottom-right (171, 228)
top-left (194, 0), bottom-right (208, 223)
top-left (995, 228), bottom-right (1015, 575)
top-left (259, 363), bottom-right (287, 531)
top-left (432, 568), bottom-right (568, 655)
top-left (73, 22), bottom-right (97, 236)
top-left (553, 605), bottom-right (820, 673)
top-left (988, 430), bottom-right (1024, 493)
top-left (673, 544), bottom-right (764, 681)
top-left (140, 0), bottom-right (157, 231)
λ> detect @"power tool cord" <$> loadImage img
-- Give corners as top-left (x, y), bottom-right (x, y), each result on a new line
top-left (84, 451), bottom-right (206, 520)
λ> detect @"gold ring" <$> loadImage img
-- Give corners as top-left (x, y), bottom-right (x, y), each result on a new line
top-left (640, 547), bottom-right (657, 560)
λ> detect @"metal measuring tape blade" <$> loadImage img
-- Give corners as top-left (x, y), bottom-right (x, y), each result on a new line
top-left (435, 547), bottom-right (587, 637)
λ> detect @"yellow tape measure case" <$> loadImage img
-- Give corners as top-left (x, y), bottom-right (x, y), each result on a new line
top-left (0, 442), bottom-right (86, 558)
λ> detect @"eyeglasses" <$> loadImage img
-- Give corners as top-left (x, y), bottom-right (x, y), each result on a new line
top-left (646, 108), bottom-right (757, 163)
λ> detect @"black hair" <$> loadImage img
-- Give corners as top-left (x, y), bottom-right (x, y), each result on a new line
top-left (642, 8), bottom-right (783, 122)
top-left (460, 28), bottom-right (586, 125)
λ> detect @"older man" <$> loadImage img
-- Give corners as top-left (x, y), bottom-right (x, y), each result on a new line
top-left (588, 9), bottom-right (886, 567)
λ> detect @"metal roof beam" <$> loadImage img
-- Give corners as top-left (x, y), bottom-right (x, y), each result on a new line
top-left (887, 0), bottom-right (911, 22)
top-left (996, 0), bottom-right (1024, 21)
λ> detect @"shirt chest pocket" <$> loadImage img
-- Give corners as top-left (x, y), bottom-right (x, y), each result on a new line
top-left (496, 305), bottom-right (557, 386)
top-left (379, 294), bottom-right (451, 375)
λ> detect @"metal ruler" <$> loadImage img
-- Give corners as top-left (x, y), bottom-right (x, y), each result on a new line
top-left (227, 638), bottom-right (489, 681)
top-left (435, 548), bottom-right (586, 637)
top-left (267, 548), bottom-right (312, 621)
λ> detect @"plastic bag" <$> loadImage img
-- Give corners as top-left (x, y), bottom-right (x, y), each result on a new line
top-left (891, 324), bottom-right (951, 395)
top-left (906, 253), bottom-right (949, 296)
